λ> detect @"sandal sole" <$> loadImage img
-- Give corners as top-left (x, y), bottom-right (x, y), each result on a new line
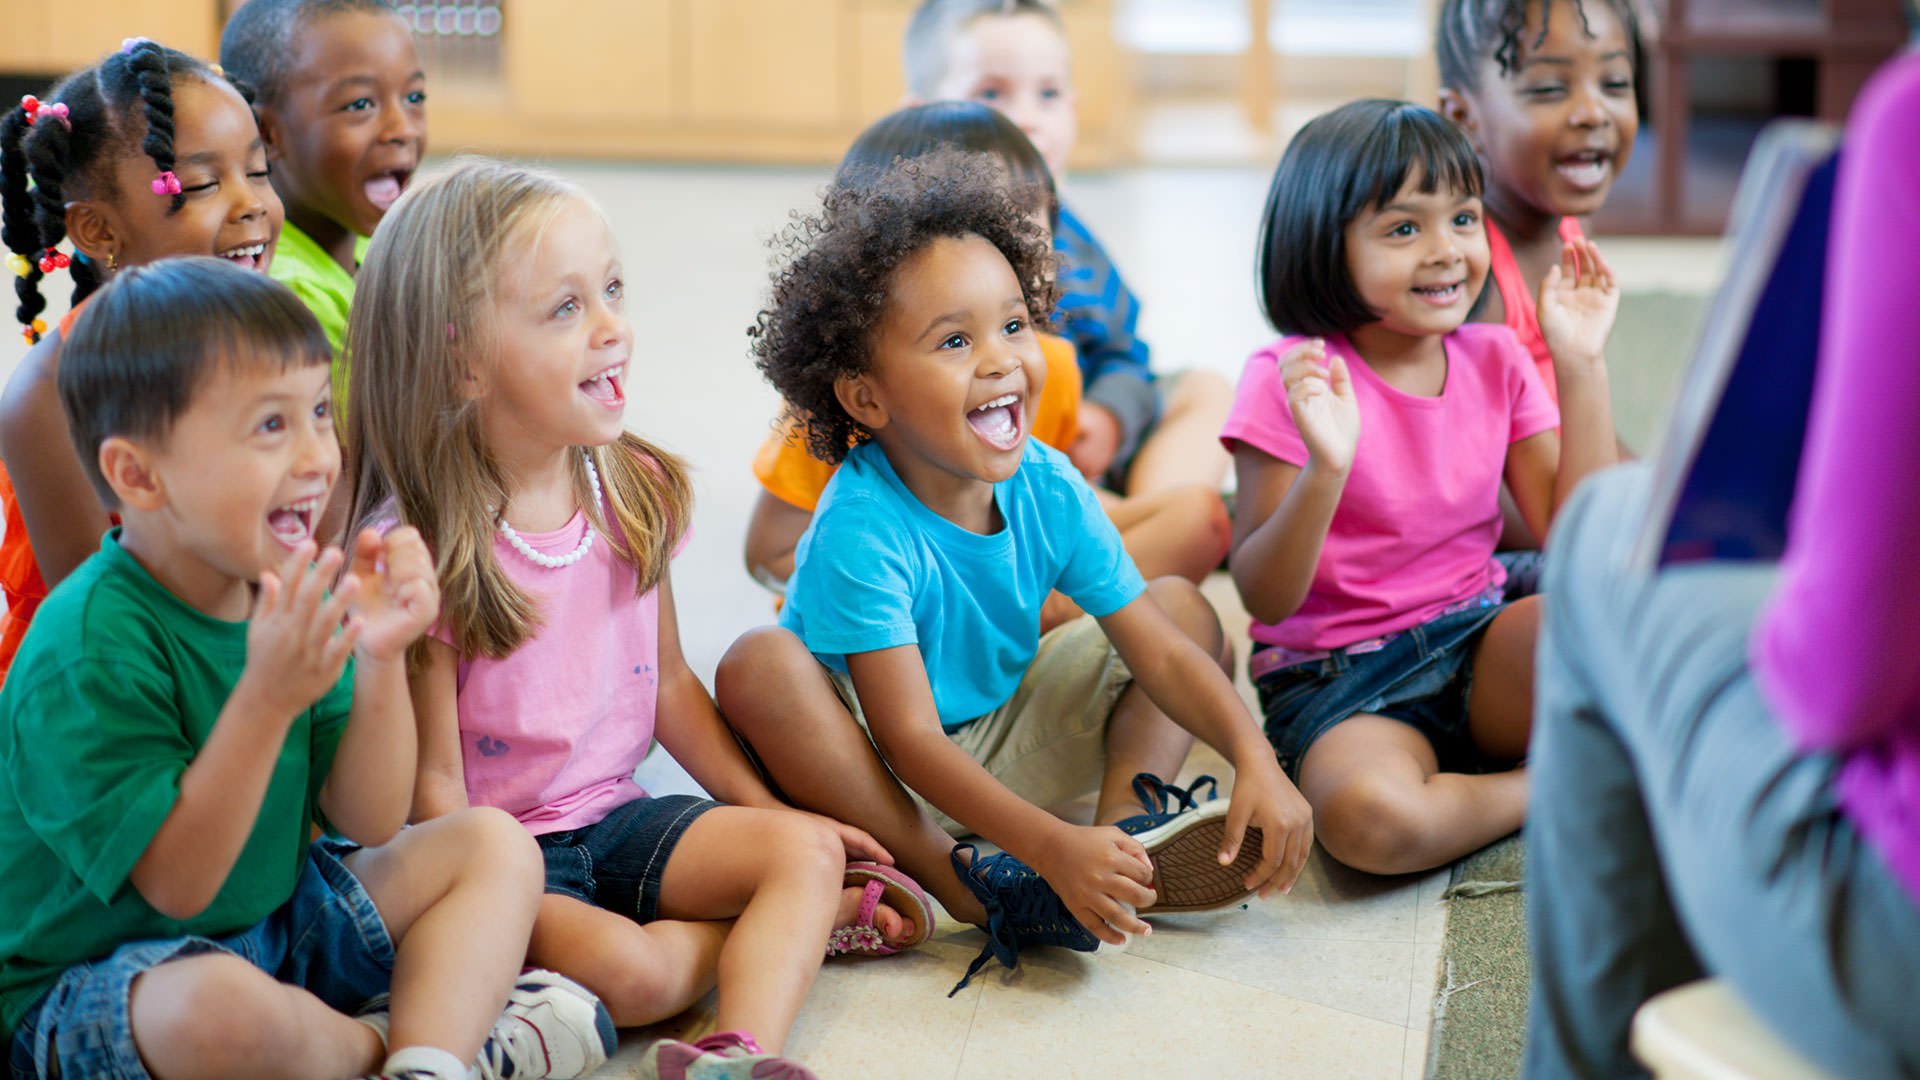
top-left (1129, 801), bottom-right (1264, 914)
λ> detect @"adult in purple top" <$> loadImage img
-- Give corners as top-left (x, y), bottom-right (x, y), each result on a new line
top-left (1522, 45), bottom-right (1920, 1080)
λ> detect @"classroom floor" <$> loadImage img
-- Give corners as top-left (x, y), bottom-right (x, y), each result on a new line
top-left (0, 160), bottom-right (1724, 1080)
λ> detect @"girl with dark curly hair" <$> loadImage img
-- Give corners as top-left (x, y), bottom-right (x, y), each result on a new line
top-left (742, 102), bottom-right (1229, 632)
top-left (0, 39), bottom-right (284, 682)
top-left (719, 145), bottom-right (1313, 995)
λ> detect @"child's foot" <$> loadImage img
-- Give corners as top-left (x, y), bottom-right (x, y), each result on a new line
top-left (1114, 772), bottom-right (1264, 914)
top-left (638, 1031), bottom-right (819, 1080)
top-left (829, 862), bottom-right (935, 957)
top-left (474, 968), bottom-right (618, 1080)
top-left (948, 843), bottom-right (1098, 995)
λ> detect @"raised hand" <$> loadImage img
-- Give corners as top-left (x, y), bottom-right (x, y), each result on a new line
top-left (341, 526), bottom-right (441, 663)
top-left (1280, 338), bottom-right (1359, 474)
top-left (241, 541), bottom-right (361, 719)
top-left (1537, 237), bottom-right (1620, 374)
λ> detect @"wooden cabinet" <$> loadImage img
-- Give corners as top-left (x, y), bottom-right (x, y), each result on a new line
top-left (2, 0), bottom-right (1122, 167)
top-left (0, 2), bottom-right (219, 76)
top-left (429, 0), bottom-right (1122, 166)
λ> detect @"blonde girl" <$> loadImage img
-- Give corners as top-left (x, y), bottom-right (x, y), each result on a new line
top-left (345, 159), bottom-right (931, 1079)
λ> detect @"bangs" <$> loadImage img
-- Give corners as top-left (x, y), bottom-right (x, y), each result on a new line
top-left (1342, 105), bottom-right (1484, 217)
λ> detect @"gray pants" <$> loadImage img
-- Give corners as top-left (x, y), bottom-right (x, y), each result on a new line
top-left (1523, 464), bottom-right (1920, 1080)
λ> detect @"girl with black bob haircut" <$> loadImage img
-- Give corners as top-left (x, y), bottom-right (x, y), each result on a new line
top-left (0, 39), bottom-right (283, 682)
top-left (1225, 98), bottom-right (1621, 877)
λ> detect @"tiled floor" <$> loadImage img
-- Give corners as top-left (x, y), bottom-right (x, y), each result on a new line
top-left (0, 160), bottom-right (1724, 1080)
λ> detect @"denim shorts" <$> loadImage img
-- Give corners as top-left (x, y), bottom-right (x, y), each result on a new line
top-left (1496, 550), bottom-right (1546, 600)
top-left (1253, 602), bottom-right (1511, 782)
top-left (537, 795), bottom-right (719, 923)
top-left (9, 839), bottom-right (392, 1080)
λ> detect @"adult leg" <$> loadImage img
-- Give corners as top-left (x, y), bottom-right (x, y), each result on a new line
top-left (716, 627), bottom-right (989, 927)
top-left (527, 899), bottom-right (728, 1029)
top-left (1524, 464), bottom-right (1920, 1080)
top-left (343, 806), bottom-right (544, 1063)
top-left (129, 953), bottom-right (384, 1080)
top-left (1123, 370), bottom-right (1233, 497)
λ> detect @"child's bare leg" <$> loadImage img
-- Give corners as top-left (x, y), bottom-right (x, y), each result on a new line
top-left (528, 897), bottom-right (728, 1028)
top-left (651, 808), bottom-right (845, 1053)
top-left (1465, 597), bottom-right (1540, 760)
top-left (717, 628), bottom-right (990, 927)
top-left (1299, 715), bottom-right (1527, 875)
top-left (130, 953), bottom-right (383, 1080)
top-left (1106, 484), bottom-right (1232, 584)
top-left (344, 806), bottom-right (545, 1060)
top-left (1092, 577), bottom-right (1222, 826)
top-left (1123, 371), bottom-right (1233, 497)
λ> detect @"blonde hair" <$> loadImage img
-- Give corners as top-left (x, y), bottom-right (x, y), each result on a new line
top-left (345, 156), bottom-right (692, 667)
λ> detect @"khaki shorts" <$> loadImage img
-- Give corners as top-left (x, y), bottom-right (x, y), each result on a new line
top-left (825, 615), bottom-right (1134, 836)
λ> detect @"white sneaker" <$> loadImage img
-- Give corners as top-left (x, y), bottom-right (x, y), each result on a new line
top-left (472, 969), bottom-right (617, 1080)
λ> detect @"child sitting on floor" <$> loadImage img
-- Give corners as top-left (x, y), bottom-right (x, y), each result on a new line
top-left (347, 159), bottom-right (926, 1080)
top-left (1226, 100), bottom-right (1618, 877)
top-left (902, 0), bottom-right (1234, 497)
top-left (221, 0), bottom-right (426, 407)
top-left (743, 101), bottom-right (1229, 630)
top-left (719, 146), bottom-right (1312, 994)
top-left (0, 257), bottom-right (613, 1080)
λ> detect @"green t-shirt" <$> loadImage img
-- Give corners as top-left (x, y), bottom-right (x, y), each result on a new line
top-left (0, 530), bottom-right (352, 1039)
top-left (269, 222), bottom-right (371, 410)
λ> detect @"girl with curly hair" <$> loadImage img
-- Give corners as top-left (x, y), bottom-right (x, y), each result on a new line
top-left (719, 146), bottom-right (1313, 995)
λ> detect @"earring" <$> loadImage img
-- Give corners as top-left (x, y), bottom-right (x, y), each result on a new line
top-left (106, 250), bottom-right (117, 273)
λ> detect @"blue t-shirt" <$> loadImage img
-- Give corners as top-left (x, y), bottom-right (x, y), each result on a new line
top-left (780, 439), bottom-right (1146, 729)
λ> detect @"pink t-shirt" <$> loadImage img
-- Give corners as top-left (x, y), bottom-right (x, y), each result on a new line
top-left (1222, 324), bottom-right (1559, 651)
top-left (433, 502), bottom-right (670, 836)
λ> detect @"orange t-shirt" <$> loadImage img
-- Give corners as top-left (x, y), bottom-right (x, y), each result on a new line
top-left (753, 331), bottom-right (1083, 512)
top-left (1, 303), bottom-right (90, 682)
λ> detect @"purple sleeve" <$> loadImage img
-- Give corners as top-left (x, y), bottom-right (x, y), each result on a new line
top-left (1752, 55), bottom-right (1920, 750)
top-left (1221, 339), bottom-right (1309, 467)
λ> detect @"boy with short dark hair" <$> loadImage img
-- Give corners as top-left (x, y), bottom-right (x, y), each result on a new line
top-left (902, 0), bottom-right (1233, 498)
top-left (0, 258), bottom-right (614, 1080)
top-left (221, 0), bottom-right (426, 405)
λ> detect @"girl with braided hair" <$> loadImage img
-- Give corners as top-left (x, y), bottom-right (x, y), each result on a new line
top-left (0, 38), bottom-right (282, 681)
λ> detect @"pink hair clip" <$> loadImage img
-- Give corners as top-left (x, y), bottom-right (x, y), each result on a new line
top-left (151, 171), bottom-right (182, 196)
top-left (121, 37), bottom-right (151, 54)
top-left (25, 100), bottom-right (69, 131)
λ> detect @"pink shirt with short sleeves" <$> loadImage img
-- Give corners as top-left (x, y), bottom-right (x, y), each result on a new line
top-left (1222, 323), bottom-right (1559, 652)
top-left (432, 501), bottom-right (674, 837)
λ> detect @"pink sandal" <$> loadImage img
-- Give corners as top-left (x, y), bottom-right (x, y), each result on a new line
top-left (827, 861), bottom-right (936, 957)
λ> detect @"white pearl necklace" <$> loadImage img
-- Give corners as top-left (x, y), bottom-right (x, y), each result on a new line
top-left (499, 451), bottom-right (601, 569)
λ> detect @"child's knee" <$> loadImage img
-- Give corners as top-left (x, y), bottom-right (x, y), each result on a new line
top-left (1145, 576), bottom-right (1227, 664)
top-left (1315, 775), bottom-right (1426, 874)
top-left (131, 954), bottom-right (304, 1071)
top-left (1168, 484), bottom-right (1231, 574)
top-left (716, 626), bottom-right (812, 711)
top-left (763, 811), bottom-right (846, 884)
top-left (435, 805), bottom-right (543, 887)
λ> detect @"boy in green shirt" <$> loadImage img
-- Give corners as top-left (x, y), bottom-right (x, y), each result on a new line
top-left (221, 0), bottom-right (427, 407)
top-left (0, 259), bottom-right (613, 1080)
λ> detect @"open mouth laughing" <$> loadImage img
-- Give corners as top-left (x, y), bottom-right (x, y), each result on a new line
top-left (967, 392), bottom-right (1024, 451)
top-left (364, 168), bottom-right (412, 212)
top-left (219, 240), bottom-right (269, 271)
top-left (267, 494), bottom-right (322, 548)
top-left (580, 363), bottom-right (626, 407)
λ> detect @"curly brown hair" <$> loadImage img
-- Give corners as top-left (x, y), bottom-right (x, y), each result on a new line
top-left (750, 145), bottom-right (1060, 465)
